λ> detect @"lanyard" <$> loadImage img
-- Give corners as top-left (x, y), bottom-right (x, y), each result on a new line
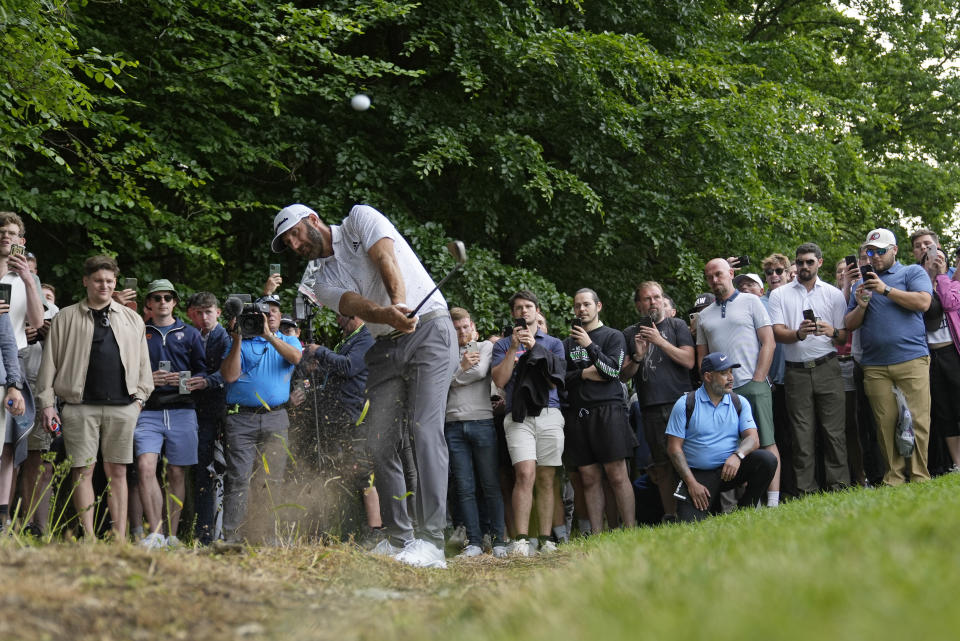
top-left (335, 323), bottom-right (365, 353)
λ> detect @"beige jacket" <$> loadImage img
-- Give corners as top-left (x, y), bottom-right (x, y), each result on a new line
top-left (35, 298), bottom-right (154, 408)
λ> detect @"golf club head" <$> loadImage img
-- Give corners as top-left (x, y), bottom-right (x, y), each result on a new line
top-left (447, 240), bottom-right (467, 266)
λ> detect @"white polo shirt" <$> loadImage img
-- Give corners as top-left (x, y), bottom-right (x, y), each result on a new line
top-left (768, 276), bottom-right (846, 362)
top-left (306, 205), bottom-right (447, 337)
top-left (1, 271), bottom-right (39, 350)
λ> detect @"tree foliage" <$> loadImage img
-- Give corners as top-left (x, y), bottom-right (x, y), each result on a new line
top-left (4, 0), bottom-right (960, 331)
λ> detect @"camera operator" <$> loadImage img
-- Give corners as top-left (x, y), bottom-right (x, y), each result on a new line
top-left (220, 294), bottom-right (302, 543)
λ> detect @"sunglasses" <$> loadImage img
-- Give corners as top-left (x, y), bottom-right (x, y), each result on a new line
top-left (865, 247), bottom-right (891, 257)
top-left (149, 294), bottom-right (175, 303)
top-left (764, 267), bottom-right (785, 276)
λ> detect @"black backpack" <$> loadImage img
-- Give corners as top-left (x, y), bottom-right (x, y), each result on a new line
top-left (685, 390), bottom-right (742, 428)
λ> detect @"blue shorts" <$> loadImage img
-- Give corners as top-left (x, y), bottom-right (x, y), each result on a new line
top-left (134, 408), bottom-right (199, 466)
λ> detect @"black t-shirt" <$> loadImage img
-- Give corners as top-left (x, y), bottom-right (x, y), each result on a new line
top-left (563, 324), bottom-right (627, 409)
top-left (623, 316), bottom-right (694, 407)
top-left (82, 306), bottom-right (131, 405)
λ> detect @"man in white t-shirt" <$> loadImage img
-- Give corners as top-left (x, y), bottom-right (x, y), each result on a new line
top-left (768, 243), bottom-right (849, 493)
top-left (272, 203), bottom-right (457, 569)
top-left (696, 258), bottom-right (781, 507)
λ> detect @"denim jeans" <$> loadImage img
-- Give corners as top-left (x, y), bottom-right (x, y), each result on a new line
top-left (444, 418), bottom-right (505, 546)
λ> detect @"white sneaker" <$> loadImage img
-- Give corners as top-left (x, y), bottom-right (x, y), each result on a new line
top-left (457, 544), bottom-right (483, 558)
top-left (166, 535), bottom-right (183, 549)
top-left (370, 538), bottom-right (403, 556)
top-left (139, 532), bottom-right (167, 550)
top-left (448, 525), bottom-right (467, 547)
top-left (492, 545), bottom-right (508, 559)
top-left (506, 538), bottom-right (532, 558)
top-left (394, 539), bottom-right (447, 569)
top-left (539, 539), bottom-right (558, 554)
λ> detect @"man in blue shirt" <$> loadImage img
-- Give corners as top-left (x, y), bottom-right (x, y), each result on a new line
top-left (221, 294), bottom-right (302, 543)
top-left (666, 352), bottom-right (777, 522)
top-left (491, 290), bottom-right (566, 556)
top-left (845, 228), bottom-right (933, 485)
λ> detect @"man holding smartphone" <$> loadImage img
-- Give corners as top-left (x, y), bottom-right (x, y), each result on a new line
top-left (563, 289), bottom-right (636, 533)
top-left (491, 290), bottom-right (566, 556)
top-left (620, 281), bottom-right (694, 521)
top-left (768, 243), bottom-right (849, 494)
top-left (444, 307), bottom-right (505, 558)
top-left (136, 279), bottom-right (207, 549)
top-left (845, 228), bottom-right (933, 485)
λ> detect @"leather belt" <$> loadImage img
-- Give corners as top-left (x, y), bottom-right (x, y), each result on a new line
top-left (785, 352), bottom-right (838, 369)
top-left (233, 402), bottom-right (287, 415)
top-left (379, 308), bottom-right (449, 341)
top-left (930, 342), bottom-right (955, 352)
top-left (838, 355), bottom-right (854, 362)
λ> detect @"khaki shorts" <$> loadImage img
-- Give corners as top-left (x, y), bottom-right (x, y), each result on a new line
top-left (504, 407), bottom-right (565, 466)
top-left (61, 403), bottom-right (140, 467)
top-left (27, 413), bottom-right (53, 451)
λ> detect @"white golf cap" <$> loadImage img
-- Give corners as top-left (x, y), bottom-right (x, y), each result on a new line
top-left (271, 203), bottom-right (316, 252)
top-left (864, 228), bottom-right (897, 249)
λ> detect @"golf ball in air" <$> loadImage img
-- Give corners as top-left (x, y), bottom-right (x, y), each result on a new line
top-left (351, 94), bottom-right (371, 111)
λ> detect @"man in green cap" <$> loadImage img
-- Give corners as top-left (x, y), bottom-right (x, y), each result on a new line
top-left (135, 278), bottom-right (207, 549)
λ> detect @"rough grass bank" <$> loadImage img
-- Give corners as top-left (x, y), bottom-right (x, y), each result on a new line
top-left (2, 476), bottom-right (959, 641)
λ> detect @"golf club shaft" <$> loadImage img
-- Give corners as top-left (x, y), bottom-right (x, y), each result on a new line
top-left (406, 265), bottom-right (460, 318)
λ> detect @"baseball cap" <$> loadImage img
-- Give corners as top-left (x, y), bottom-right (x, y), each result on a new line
top-left (864, 228), bottom-right (897, 248)
top-left (700, 352), bottom-right (741, 374)
top-left (145, 279), bottom-right (179, 299)
top-left (733, 273), bottom-right (764, 291)
top-left (691, 293), bottom-right (715, 313)
top-left (256, 294), bottom-right (281, 307)
top-left (272, 204), bottom-right (317, 253)
top-left (279, 314), bottom-right (298, 329)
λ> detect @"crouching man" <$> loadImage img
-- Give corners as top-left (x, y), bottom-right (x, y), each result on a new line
top-left (666, 352), bottom-right (777, 522)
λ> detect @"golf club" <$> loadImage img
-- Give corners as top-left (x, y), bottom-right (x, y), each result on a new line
top-left (406, 240), bottom-right (467, 318)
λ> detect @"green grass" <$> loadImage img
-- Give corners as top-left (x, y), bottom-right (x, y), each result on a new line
top-left (388, 475), bottom-right (960, 641)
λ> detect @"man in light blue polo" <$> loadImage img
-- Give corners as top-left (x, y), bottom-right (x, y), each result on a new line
top-left (845, 228), bottom-right (933, 485)
top-left (220, 294), bottom-right (302, 543)
top-left (666, 352), bottom-right (777, 522)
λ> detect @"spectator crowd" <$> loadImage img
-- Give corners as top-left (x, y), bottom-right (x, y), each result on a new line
top-left (1, 206), bottom-right (958, 569)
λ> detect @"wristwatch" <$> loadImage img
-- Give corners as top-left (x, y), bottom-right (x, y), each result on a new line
top-left (832, 328), bottom-right (839, 340)
top-left (883, 285), bottom-right (891, 296)
top-left (631, 354), bottom-right (643, 363)
top-left (736, 451), bottom-right (745, 460)
top-left (6, 380), bottom-right (22, 391)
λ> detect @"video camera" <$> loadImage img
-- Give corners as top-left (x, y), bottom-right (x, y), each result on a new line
top-left (223, 294), bottom-right (271, 339)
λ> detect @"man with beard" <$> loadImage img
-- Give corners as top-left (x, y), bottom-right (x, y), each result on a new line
top-left (666, 352), bottom-right (777, 522)
top-left (272, 203), bottom-right (456, 569)
top-left (563, 289), bottom-right (636, 532)
top-left (696, 258), bottom-right (780, 507)
top-left (621, 281), bottom-right (694, 522)
top-left (768, 243), bottom-right (849, 493)
top-left (845, 228), bottom-right (932, 485)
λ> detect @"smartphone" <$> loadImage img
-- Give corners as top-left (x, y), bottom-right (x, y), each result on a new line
top-left (860, 265), bottom-right (875, 281)
top-left (844, 255), bottom-right (857, 269)
top-left (673, 480), bottom-right (689, 501)
top-left (737, 255), bottom-right (750, 267)
top-left (466, 340), bottom-right (479, 353)
top-left (514, 317), bottom-right (527, 329)
top-left (123, 277), bottom-right (137, 291)
top-left (638, 315), bottom-right (655, 329)
top-left (270, 263), bottom-right (281, 276)
top-left (0, 283), bottom-right (10, 304)
top-left (9, 244), bottom-right (25, 258)
top-left (570, 317), bottom-right (583, 328)
top-left (802, 309), bottom-right (816, 323)
top-left (158, 360), bottom-right (172, 372)
top-left (178, 371), bottom-right (190, 394)
top-left (927, 245), bottom-right (939, 264)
